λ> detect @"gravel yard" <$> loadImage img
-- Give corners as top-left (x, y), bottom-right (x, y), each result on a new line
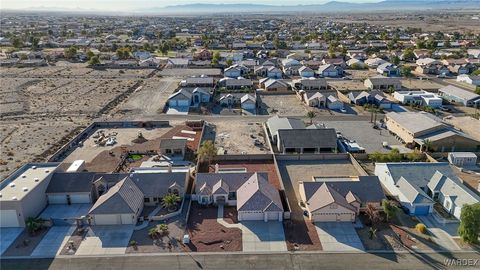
top-left (328, 79), bottom-right (367, 91)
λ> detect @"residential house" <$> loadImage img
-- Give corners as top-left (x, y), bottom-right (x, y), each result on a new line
top-left (348, 90), bottom-right (393, 108)
top-left (375, 162), bottom-right (480, 218)
top-left (259, 78), bottom-right (289, 92)
top-left (291, 77), bottom-right (328, 91)
top-left (456, 75), bottom-right (480, 86)
top-left (318, 64), bottom-right (343, 78)
top-left (194, 172), bottom-right (284, 221)
top-left (168, 88), bottom-right (211, 108)
top-left (165, 58), bottom-right (190, 69)
top-left (364, 76), bottom-right (402, 91)
top-left (377, 62), bottom-right (400, 77)
top-left (180, 76), bottom-right (214, 88)
top-left (266, 115), bottom-right (305, 145)
top-left (300, 176), bottom-right (386, 222)
top-left (218, 77), bottom-right (253, 90)
top-left (240, 94), bottom-right (257, 111)
top-left (224, 64), bottom-right (248, 78)
top-left (365, 57), bottom-right (387, 68)
top-left (385, 111), bottom-right (480, 151)
top-left (298, 66), bottom-right (315, 78)
top-left (346, 58), bottom-right (366, 69)
top-left (438, 85), bottom-right (480, 107)
top-left (159, 139), bottom-right (187, 158)
top-left (194, 49), bottom-right (212, 61)
top-left (393, 90), bottom-right (443, 108)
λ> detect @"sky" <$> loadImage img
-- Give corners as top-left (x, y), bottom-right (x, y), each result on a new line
top-left (0, 0), bottom-right (381, 11)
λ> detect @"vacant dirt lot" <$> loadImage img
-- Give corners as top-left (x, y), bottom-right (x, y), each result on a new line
top-left (328, 80), bottom-right (367, 91)
top-left (258, 94), bottom-right (307, 115)
top-left (159, 68), bottom-right (222, 77)
top-left (114, 77), bottom-right (180, 117)
top-left (400, 79), bottom-right (444, 90)
top-left (0, 117), bottom-right (88, 180)
top-left (209, 120), bottom-right (268, 154)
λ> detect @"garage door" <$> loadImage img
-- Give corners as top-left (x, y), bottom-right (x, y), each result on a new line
top-left (120, 214), bottom-right (134, 224)
top-left (0, 209), bottom-right (20, 227)
top-left (266, 211), bottom-right (280, 221)
top-left (48, 194), bottom-right (68, 204)
top-left (239, 212), bottom-right (264, 221)
top-left (177, 100), bottom-right (190, 107)
top-left (94, 214), bottom-right (121, 225)
top-left (414, 205), bottom-right (430, 216)
top-left (70, 194), bottom-right (91, 204)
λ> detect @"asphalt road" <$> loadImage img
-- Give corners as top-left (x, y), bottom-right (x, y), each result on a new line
top-left (2, 251), bottom-right (479, 270)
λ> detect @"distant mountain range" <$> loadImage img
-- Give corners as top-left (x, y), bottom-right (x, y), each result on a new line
top-left (151, 0), bottom-right (480, 14)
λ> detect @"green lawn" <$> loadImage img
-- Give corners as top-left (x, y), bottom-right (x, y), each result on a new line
top-left (129, 154), bottom-right (143, 161)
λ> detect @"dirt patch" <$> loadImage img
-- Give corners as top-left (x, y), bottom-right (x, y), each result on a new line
top-left (59, 227), bottom-right (88, 255)
top-left (186, 203), bottom-right (242, 252)
top-left (283, 218), bottom-right (322, 251)
top-left (223, 206), bottom-right (239, 224)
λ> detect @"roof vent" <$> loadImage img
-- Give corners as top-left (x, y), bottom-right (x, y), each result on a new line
top-left (34, 178), bottom-right (39, 182)
top-left (32, 166), bottom-right (37, 169)
top-left (12, 196), bottom-right (17, 200)
top-left (44, 169), bottom-right (50, 173)
top-left (21, 174), bottom-right (27, 178)
top-left (23, 187), bottom-right (28, 192)
top-left (10, 183), bottom-right (15, 187)
top-left (0, 193), bottom-right (2, 198)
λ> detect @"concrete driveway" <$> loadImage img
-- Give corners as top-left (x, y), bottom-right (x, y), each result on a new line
top-left (0, 228), bottom-right (23, 255)
top-left (241, 221), bottom-right (287, 252)
top-left (75, 225), bottom-right (134, 255)
top-left (166, 106), bottom-right (189, 115)
top-left (417, 215), bottom-right (460, 251)
top-left (315, 222), bottom-right (364, 252)
top-left (31, 226), bottom-right (75, 257)
top-left (39, 204), bottom-right (91, 220)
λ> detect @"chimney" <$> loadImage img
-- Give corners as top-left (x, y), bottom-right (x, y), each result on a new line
top-left (168, 163), bottom-right (172, 173)
top-left (215, 163), bottom-right (219, 173)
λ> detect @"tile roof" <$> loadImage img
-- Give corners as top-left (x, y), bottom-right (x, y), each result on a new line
top-left (278, 128), bottom-right (337, 149)
top-left (236, 173), bottom-right (283, 212)
top-left (89, 177), bottom-right (144, 215)
top-left (46, 172), bottom-right (95, 194)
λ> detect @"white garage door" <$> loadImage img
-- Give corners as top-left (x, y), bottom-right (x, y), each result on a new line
top-left (266, 211), bottom-right (280, 221)
top-left (120, 214), bottom-right (134, 224)
top-left (177, 100), bottom-right (190, 107)
top-left (169, 100), bottom-right (177, 107)
top-left (94, 214), bottom-right (121, 225)
top-left (70, 194), bottom-right (91, 204)
top-left (48, 194), bottom-right (68, 204)
top-left (239, 212), bottom-right (264, 221)
top-left (0, 209), bottom-right (20, 227)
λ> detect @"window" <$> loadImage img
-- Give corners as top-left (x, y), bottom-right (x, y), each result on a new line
top-left (330, 204), bottom-right (338, 209)
top-left (144, 198), bottom-right (150, 203)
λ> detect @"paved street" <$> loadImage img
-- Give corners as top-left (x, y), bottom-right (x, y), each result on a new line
top-left (2, 251), bottom-right (480, 270)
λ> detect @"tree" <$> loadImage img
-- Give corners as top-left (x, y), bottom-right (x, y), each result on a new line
top-left (86, 50), bottom-right (95, 60)
top-left (64, 46), bottom-right (77, 60)
top-left (88, 55), bottom-right (100, 66)
top-left (475, 86), bottom-right (480, 95)
top-left (402, 48), bottom-right (415, 61)
top-left (158, 224), bottom-right (169, 236)
top-left (148, 227), bottom-right (159, 238)
top-left (382, 199), bottom-right (398, 222)
top-left (422, 139), bottom-right (432, 152)
top-left (162, 193), bottom-right (181, 212)
top-left (458, 203), bottom-right (480, 244)
top-left (226, 58), bottom-right (233, 67)
top-left (212, 51), bottom-right (220, 65)
top-left (25, 217), bottom-right (45, 235)
top-left (400, 65), bottom-right (412, 78)
top-left (390, 55), bottom-right (400, 65)
top-left (306, 111), bottom-right (316, 125)
top-left (12, 36), bottom-right (23, 48)
top-left (197, 140), bottom-right (217, 165)
top-left (365, 203), bottom-right (381, 227)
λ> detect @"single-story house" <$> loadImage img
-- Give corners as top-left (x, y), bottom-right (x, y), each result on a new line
top-left (298, 66), bottom-right (315, 78)
top-left (318, 64), bottom-right (343, 78)
top-left (364, 76), bottom-right (402, 91)
top-left (46, 172), bottom-right (96, 204)
top-left (168, 88), bottom-right (211, 108)
top-left (291, 77), bottom-right (328, 91)
top-left (165, 58), bottom-right (190, 69)
top-left (365, 57), bottom-right (387, 68)
top-left (456, 75), bottom-right (480, 86)
top-left (393, 90), bottom-right (443, 108)
top-left (266, 115), bottom-right (305, 144)
top-left (194, 172), bottom-right (284, 221)
top-left (300, 176), bottom-right (386, 222)
top-left (377, 62), bottom-right (400, 77)
top-left (240, 94), bottom-right (256, 111)
top-left (447, 152), bottom-right (477, 167)
top-left (260, 78), bottom-right (289, 92)
top-left (375, 162), bottom-right (480, 218)
top-left (438, 85), bottom-right (480, 107)
top-left (159, 139), bottom-right (187, 158)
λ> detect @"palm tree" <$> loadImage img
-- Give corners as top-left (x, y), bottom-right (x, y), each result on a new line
top-left (158, 224), bottom-right (169, 236)
top-left (162, 193), bottom-right (181, 212)
top-left (422, 139), bottom-right (432, 152)
top-left (197, 140), bottom-right (217, 165)
top-left (148, 227), bottom-right (159, 238)
top-left (306, 111), bottom-right (317, 125)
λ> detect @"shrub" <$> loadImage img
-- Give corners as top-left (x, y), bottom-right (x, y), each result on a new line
top-left (416, 223), bottom-right (427, 234)
top-left (129, 240), bottom-right (137, 246)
